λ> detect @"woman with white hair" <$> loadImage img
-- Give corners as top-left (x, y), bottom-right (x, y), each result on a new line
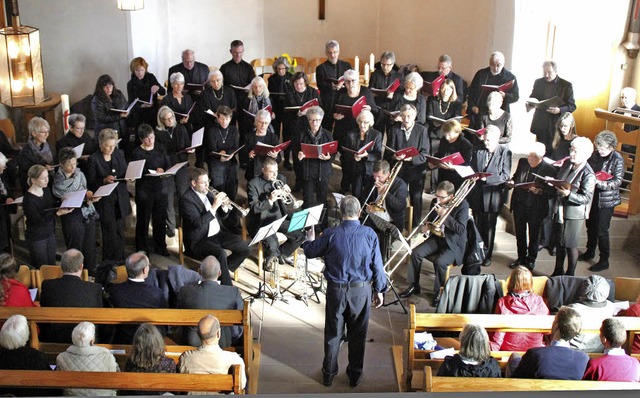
top-left (550, 136), bottom-right (596, 276)
top-left (240, 76), bottom-right (274, 165)
top-left (387, 71), bottom-right (426, 127)
top-left (437, 323), bottom-right (501, 377)
top-left (199, 69), bottom-right (237, 129)
top-left (161, 71), bottom-right (194, 133)
top-left (333, 69), bottom-right (377, 193)
top-left (481, 91), bottom-right (512, 144)
top-left (0, 314), bottom-right (56, 396)
top-left (245, 109), bottom-right (280, 182)
top-left (56, 321), bottom-right (119, 396)
top-left (343, 109), bottom-right (382, 198)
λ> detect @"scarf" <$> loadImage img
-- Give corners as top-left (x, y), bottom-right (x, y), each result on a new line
top-left (27, 139), bottom-right (53, 165)
top-left (53, 168), bottom-right (97, 220)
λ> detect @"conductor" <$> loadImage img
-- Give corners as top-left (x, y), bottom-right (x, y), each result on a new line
top-left (303, 195), bottom-right (387, 388)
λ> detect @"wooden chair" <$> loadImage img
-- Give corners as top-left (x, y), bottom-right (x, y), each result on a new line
top-left (292, 57), bottom-right (306, 73)
top-left (0, 118), bottom-right (22, 149)
top-left (615, 276), bottom-right (640, 302)
top-left (341, 57), bottom-right (356, 72)
top-left (16, 265), bottom-right (34, 288)
top-left (305, 57), bottom-right (325, 75)
top-left (250, 58), bottom-right (274, 76)
top-left (34, 265), bottom-right (89, 300)
top-left (114, 265), bottom-right (128, 283)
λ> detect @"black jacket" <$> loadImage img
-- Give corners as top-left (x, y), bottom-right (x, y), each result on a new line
top-left (361, 175), bottom-right (408, 231)
top-left (468, 144), bottom-right (512, 213)
top-left (426, 198), bottom-right (469, 266)
top-left (91, 89), bottom-right (129, 134)
top-left (316, 59), bottom-right (352, 114)
top-left (247, 173), bottom-right (288, 236)
top-left (179, 188), bottom-right (228, 256)
top-left (554, 162), bottom-right (596, 220)
top-left (293, 127), bottom-right (335, 181)
top-left (385, 122), bottom-right (430, 184)
top-left (509, 158), bottom-right (557, 218)
top-left (529, 76), bottom-right (576, 138)
top-left (588, 150), bottom-right (623, 209)
top-left (86, 148), bottom-right (132, 221)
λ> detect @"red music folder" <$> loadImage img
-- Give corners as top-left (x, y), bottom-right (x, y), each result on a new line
top-left (422, 74), bottom-right (445, 97)
top-left (463, 126), bottom-right (487, 137)
top-left (384, 145), bottom-right (419, 158)
top-left (252, 140), bottom-right (291, 156)
top-left (532, 173), bottom-right (573, 190)
top-left (341, 140), bottom-right (374, 156)
top-left (595, 170), bottom-right (614, 181)
top-left (334, 96), bottom-right (367, 118)
top-left (370, 78), bottom-right (401, 96)
top-left (426, 152), bottom-right (465, 166)
top-left (300, 141), bottom-right (338, 158)
top-left (284, 98), bottom-right (319, 112)
top-left (481, 79), bottom-right (515, 92)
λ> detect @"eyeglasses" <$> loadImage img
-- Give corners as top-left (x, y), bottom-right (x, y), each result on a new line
top-left (345, 79), bottom-right (357, 83)
top-left (435, 194), bottom-right (450, 200)
top-left (310, 119), bottom-right (323, 123)
top-left (381, 63), bottom-right (394, 67)
top-left (36, 130), bottom-right (50, 135)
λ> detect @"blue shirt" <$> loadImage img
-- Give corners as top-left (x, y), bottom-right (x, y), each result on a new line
top-left (303, 220), bottom-right (387, 293)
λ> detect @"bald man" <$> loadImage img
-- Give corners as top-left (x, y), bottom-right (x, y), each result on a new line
top-left (178, 314), bottom-right (247, 390)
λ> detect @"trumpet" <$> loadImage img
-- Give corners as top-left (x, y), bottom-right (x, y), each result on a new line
top-left (272, 179), bottom-right (303, 209)
top-left (208, 188), bottom-right (250, 217)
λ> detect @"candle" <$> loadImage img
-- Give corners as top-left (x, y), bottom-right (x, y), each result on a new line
top-left (354, 56), bottom-right (359, 74)
top-left (61, 94), bottom-right (70, 133)
top-left (370, 53), bottom-right (375, 72)
top-left (364, 63), bottom-right (370, 83)
top-left (312, 72), bottom-right (316, 84)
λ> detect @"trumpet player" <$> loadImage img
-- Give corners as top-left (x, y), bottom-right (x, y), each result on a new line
top-left (361, 160), bottom-right (407, 259)
top-left (247, 158), bottom-right (305, 270)
top-left (399, 181), bottom-right (468, 307)
top-left (180, 168), bottom-right (250, 286)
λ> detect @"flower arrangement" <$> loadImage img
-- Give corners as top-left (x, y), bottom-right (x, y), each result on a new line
top-left (273, 53), bottom-right (297, 75)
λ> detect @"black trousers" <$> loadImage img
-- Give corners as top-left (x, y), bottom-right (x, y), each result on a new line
top-left (135, 188), bottom-right (168, 253)
top-left (474, 211), bottom-right (499, 259)
top-left (192, 230), bottom-right (250, 286)
top-left (61, 215), bottom-right (97, 275)
top-left (513, 207), bottom-right (543, 262)
top-left (323, 281), bottom-right (372, 382)
top-left (100, 216), bottom-right (126, 263)
top-left (585, 205), bottom-right (614, 263)
top-left (408, 236), bottom-right (456, 294)
top-left (408, 179), bottom-right (425, 228)
top-left (260, 219), bottom-right (305, 259)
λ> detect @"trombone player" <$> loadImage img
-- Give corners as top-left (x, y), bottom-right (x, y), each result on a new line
top-left (247, 157), bottom-right (305, 270)
top-left (360, 160), bottom-right (407, 260)
top-left (398, 180), bottom-right (468, 307)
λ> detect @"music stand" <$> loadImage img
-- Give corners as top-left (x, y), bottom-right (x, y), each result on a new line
top-left (368, 213), bottom-right (408, 314)
top-left (283, 204), bottom-right (325, 305)
top-left (249, 215), bottom-right (287, 304)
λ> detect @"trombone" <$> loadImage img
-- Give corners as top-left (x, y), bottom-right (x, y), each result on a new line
top-left (208, 188), bottom-right (250, 217)
top-left (362, 161), bottom-right (402, 221)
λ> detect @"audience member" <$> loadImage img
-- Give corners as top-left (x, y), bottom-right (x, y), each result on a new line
top-left (0, 253), bottom-right (35, 307)
top-left (56, 321), bottom-right (119, 396)
top-left (619, 292), bottom-right (640, 353)
top-left (40, 249), bottom-right (104, 343)
top-left (437, 323), bottom-right (501, 377)
top-left (582, 318), bottom-right (640, 382)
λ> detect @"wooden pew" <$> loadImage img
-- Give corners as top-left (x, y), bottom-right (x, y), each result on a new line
top-left (399, 304), bottom-right (640, 391)
top-left (0, 303), bottom-right (258, 393)
top-left (0, 366), bottom-right (243, 394)
top-left (423, 366), bottom-right (640, 392)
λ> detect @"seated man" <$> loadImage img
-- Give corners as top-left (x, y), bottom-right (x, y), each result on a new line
top-left (107, 252), bottom-right (167, 343)
top-left (360, 159), bottom-right (407, 260)
top-left (180, 168), bottom-right (250, 286)
top-left (399, 181), bottom-right (468, 307)
top-left (583, 318), bottom-right (640, 381)
top-left (177, 256), bottom-right (244, 349)
top-left (247, 157), bottom-right (305, 270)
top-left (40, 248), bottom-right (104, 343)
top-left (179, 314), bottom-right (247, 391)
top-left (510, 306), bottom-right (589, 380)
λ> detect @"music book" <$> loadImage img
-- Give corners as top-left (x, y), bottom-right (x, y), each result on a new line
top-left (384, 145), bottom-right (420, 159)
top-left (422, 74), bottom-right (445, 97)
top-left (117, 159), bottom-right (146, 180)
top-left (146, 161), bottom-right (189, 177)
top-left (179, 127), bottom-right (204, 152)
top-left (186, 82), bottom-right (206, 90)
top-left (300, 141), bottom-right (339, 158)
top-left (463, 126), bottom-right (487, 137)
top-left (60, 189), bottom-right (87, 209)
top-left (93, 182), bottom-right (119, 198)
top-left (341, 140), bottom-right (374, 156)
top-left (532, 173), bottom-right (572, 190)
top-left (481, 79), bottom-right (515, 92)
top-left (137, 92), bottom-right (154, 106)
top-left (543, 156), bottom-right (570, 167)
top-left (243, 105), bottom-right (273, 119)
top-left (284, 98), bottom-right (319, 111)
top-left (381, 108), bottom-right (401, 118)
top-left (252, 140), bottom-right (291, 156)
top-left (426, 152), bottom-right (464, 166)
top-left (211, 145), bottom-right (244, 158)
top-left (328, 76), bottom-right (345, 85)
top-left (526, 96), bottom-right (564, 109)
top-left (595, 170), bottom-right (614, 181)
top-left (428, 115), bottom-right (464, 125)
top-left (174, 102), bottom-right (196, 118)
top-left (334, 96), bottom-right (367, 118)
top-left (514, 181), bottom-right (542, 190)
top-left (1, 196), bottom-right (22, 206)
top-left (230, 83), bottom-right (252, 92)
top-left (205, 109), bottom-right (218, 118)
top-left (370, 78), bottom-right (401, 96)
top-left (72, 143), bottom-right (85, 158)
top-left (454, 165), bottom-right (492, 179)
top-left (111, 98), bottom-right (138, 113)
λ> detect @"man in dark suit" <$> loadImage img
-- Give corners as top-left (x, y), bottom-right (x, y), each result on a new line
top-left (467, 51), bottom-right (519, 129)
top-left (247, 157), bottom-right (305, 270)
top-left (220, 39), bottom-right (255, 127)
top-left (180, 168), bottom-right (250, 286)
top-left (361, 160), bottom-right (407, 260)
top-left (526, 60), bottom-right (576, 155)
top-left (385, 104), bottom-right (430, 228)
top-left (399, 181), bottom-right (468, 307)
top-left (168, 49), bottom-right (209, 97)
top-left (510, 306), bottom-right (589, 379)
top-left (177, 256), bottom-right (244, 349)
top-left (506, 142), bottom-right (557, 270)
top-left (315, 40), bottom-right (352, 130)
top-left (420, 54), bottom-right (466, 103)
top-left (40, 249), bottom-right (103, 343)
top-left (467, 125), bottom-right (512, 266)
top-left (107, 252), bottom-right (167, 343)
